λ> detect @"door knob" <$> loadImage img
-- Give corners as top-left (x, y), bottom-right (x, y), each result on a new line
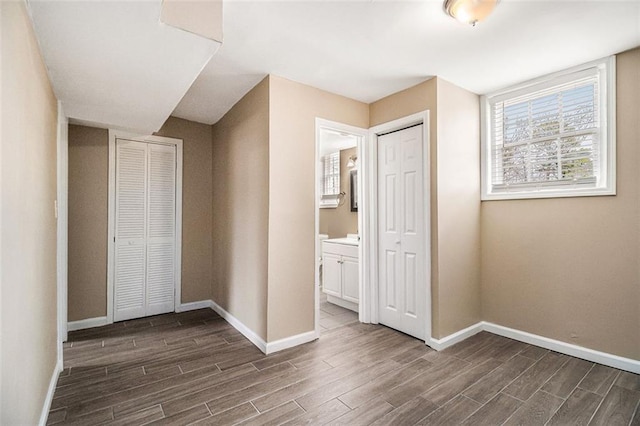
top-left (395, 240), bottom-right (401, 244)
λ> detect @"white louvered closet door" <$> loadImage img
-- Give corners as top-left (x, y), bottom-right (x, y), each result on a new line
top-left (145, 143), bottom-right (176, 316)
top-left (114, 140), bottom-right (176, 322)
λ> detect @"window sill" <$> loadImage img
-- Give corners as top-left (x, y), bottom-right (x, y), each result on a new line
top-left (481, 186), bottom-right (616, 201)
top-left (319, 201), bottom-right (339, 209)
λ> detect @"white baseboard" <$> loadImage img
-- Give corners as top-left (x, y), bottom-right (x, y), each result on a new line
top-left (206, 300), bottom-right (317, 355)
top-left (175, 300), bottom-right (214, 312)
top-left (482, 322), bottom-right (640, 374)
top-left (427, 322), bottom-right (484, 351)
top-left (39, 358), bottom-right (62, 426)
top-left (428, 320), bottom-right (640, 374)
top-left (266, 330), bottom-right (319, 355)
top-left (209, 300), bottom-right (268, 354)
top-left (326, 295), bottom-right (358, 313)
top-left (65, 301), bottom-right (317, 357)
top-left (67, 316), bottom-right (108, 331)
top-left (69, 301), bottom-right (216, 331)
top-left (67, 300), bottom-right (215, 331)
top-left (65, 306), bottom-right (640, 374)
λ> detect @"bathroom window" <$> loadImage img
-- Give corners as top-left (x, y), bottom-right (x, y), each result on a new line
top-left (481, 56), bottom-right (616, 200)
top-left (320, 151), bottom-right (340, 208)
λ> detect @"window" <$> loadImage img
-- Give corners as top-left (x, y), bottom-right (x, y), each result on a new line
top-left (320, 151), bottom-right (341, 208)
top-left (482, 56), bottom-right (616, 200)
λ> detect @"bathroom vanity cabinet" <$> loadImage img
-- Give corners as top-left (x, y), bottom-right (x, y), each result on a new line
top-left (322, 238), bottom-right (359, 312)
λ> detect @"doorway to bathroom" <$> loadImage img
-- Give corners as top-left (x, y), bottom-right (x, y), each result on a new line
top-left (315, 119), bottom-right (367, 336)
top-left (315, 112), bottom-right (431, 343)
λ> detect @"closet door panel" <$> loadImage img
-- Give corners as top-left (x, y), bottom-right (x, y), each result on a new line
top-left (114, 140), bottom-right (147, 321)
top-left (146, 144), bottom-right (176, 315)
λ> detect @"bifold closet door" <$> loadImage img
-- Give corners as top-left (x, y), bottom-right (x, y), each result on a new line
top-left (114, 140), bottom-right (176, 322)
top-left (377, 124), bottom-right (426, 340)
top-left (146, 143), bottom-right (177, 316)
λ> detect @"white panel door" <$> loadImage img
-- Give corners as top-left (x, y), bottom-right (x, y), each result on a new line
top-left (378, 125), bottom-right (425, 339)
top-left (114, 139), bottom-right (176, 321)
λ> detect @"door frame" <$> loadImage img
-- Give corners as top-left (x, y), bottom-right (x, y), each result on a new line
top-left (107, 130), bottom-right (183, 324)
top-left (314, 119), bottom-right (368, 336)
top-left (56, 102), bottom-right (69, 362)
top-left (365, 111), bottom-right (432, 343)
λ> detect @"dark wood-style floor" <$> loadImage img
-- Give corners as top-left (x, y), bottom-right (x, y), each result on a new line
top-left (48, 300), bottom-right (640, 425)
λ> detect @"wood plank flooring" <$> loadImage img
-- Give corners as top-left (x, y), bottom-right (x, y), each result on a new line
top-left (49, 301), bottom-right (640, 425)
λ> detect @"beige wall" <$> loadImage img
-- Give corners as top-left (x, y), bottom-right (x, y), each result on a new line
top-left (268, 75), bottom-right (369, 341)
top-left (1, 2), bottom-right (59, 423)
top-left (369, 79), bottom-right (436, 128)
top-left (369, 77), bottom-right (481, 339)
top-left (156, 117), bottom-right (213, 303)
top-left (67, 117), bottom-right (214, 320)
top-left (434, 78), bottom-right (481, 337)
top-left (481, 48), bottom-right (640, 360)
top-left (370, 79), bottom-right (441, 335)
top-left (68, 125), bottom-right (109, 321)
top-left (211, 77), bottom-right (270, 340)
top-left (161, 0), bottom-right (223, 42)
top-left (319, 147), bottom-right (358, 238)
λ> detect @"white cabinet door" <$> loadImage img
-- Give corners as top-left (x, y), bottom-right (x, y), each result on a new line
top-left (322, 253), bottom-right (342, 297)
top-left (342, 255), bottom-right (359, 304)
top-left (377, 125), bottom-right (425, 340)
top-left (114, 139), bottom-right (176, 322)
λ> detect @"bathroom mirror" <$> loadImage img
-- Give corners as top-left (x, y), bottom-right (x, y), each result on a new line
top-left (350, 169), bottom-right (358, 212)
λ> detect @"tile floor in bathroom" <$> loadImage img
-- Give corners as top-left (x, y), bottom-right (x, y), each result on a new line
top-left (319, 292), bottom-right (359, 332)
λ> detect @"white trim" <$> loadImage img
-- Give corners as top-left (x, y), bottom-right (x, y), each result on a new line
top-left (209, 300), bottom-right (268, 354)
top-left (314, 119), bottom-right (368, 336)
top-left (68, 316), bottom-right (109, 332)
top-left (482, 322), bottom-right (640, 374)
top-left (56, 102), bottom-right (68, 368)
top-left (366, 111), bottom-right (431, 342)
top-left (38, 359), bottom-right (63, 426)
top-left (173, 300), bottom-right (319, 355)
top-left (265, 330), bottom-right (319, 355)
top-left (429, 321), bottom-right (640, 374)
top-left (107, 130), bottom-right (183, 324)
top-left (174, 141), bottom-right (183, 310)
top-left (175, 300), bottom-right (214, 312)
top-left (65, 300), bottom-right (318, 356)
top-left (427, 322), bottom-right (484, 351)
top-left (481, 56), bottom-right (616, 201)
top-left (107, 133), bottom-right (116, 324)
top-left (326, 294), bottom-right (358, 313)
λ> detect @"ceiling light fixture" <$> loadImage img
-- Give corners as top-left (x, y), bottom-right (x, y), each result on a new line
top-left (443, 0), bottom-right (499, 26)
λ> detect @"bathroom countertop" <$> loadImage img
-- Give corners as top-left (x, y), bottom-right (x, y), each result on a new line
top-left (324, 237), bottom-right (359, 246)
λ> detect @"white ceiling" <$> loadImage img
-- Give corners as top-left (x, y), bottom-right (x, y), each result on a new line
top-left (320, 129), bottom-right (358, 157)
top-left (27, 1), bottom-right (640, 131)
top-left (28, 0), bottom-right (220, 133)
top-left (173, 0), bottom-right (640, 125)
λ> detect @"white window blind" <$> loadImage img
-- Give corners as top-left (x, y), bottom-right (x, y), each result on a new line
top-left (482, 57), bottom-right (616, 200)
top-left (320, 152), bottom-right (341, 208)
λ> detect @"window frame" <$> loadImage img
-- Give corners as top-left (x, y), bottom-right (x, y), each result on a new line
top-left (320, 151), bottom-right (341, 208)
top-left (481, 56), bottom-right (616, 201)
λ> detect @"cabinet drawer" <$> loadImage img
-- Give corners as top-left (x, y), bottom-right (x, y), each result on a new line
top-left (322, 241), bottom-right (358, 258)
